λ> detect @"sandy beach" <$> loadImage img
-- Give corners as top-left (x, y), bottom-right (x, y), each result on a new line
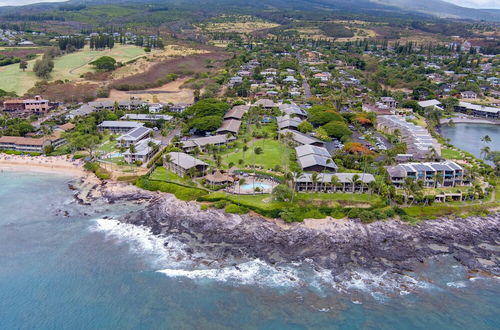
top-left (0, 154), bottom-right (87, 177)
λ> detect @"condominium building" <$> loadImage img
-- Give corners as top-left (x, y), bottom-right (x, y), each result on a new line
top-left (377, 115), bottom-right (441, 160)
top-left (386, 161), bottom-right (467, 188)
top-left (295, 173), bottom-right (375, 193)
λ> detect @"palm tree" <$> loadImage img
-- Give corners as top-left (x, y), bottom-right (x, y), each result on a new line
top-left (435, 171), bottom-right (444, 188)
top-left (238, 178), bottom-right (246, 195)
top-left (480, 146), bottom-right (491, 160)
top-left (351, 174), bottom-right (360, 193)
top-left (292, 171), bottom-right (303, 202)
top-left (311, 172), bottom-right (319, 192)
top-left (330, 174), bottom-right (341, 193)
top-left (481, 135), bottom-right (491, 143)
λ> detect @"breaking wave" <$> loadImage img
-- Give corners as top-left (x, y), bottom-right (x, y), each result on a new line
top-left (90, 218), bottom-right (477, 299)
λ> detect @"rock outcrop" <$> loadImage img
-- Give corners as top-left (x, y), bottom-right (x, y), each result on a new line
top-left (119, 195), bottom-right (500, 276)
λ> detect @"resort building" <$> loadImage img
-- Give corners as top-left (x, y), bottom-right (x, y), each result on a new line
top-left (380, 97), bottom-right (397, 109)
top-left (165, 152), bottom-right (209, 177)
top-left (377, 115), bottom-right (441, 160)
top-left (254, 99), bottom-right (276, 109)
top-left (295, 173), bottom-right (375, 193)
top-left (121, 114), bottom-right (172, 122)
top-left (454, 102), bottom-right (500, 119)
top-left (0, 124), bottom-right (73, 153)
top-left (2, 95), bottom-right (51, 118)
top-left (97, 121), bottom-right (144, 134)
top-left (460, 91), bottom-right (478, 99)
top-left (169, 103), bottom-right (192, 113)
top-left (279, 104), bottom-right (308, 119)
top-left (117, 126), bottom-right (152, 147)
top-left (181, 135), bottom-right (235, 152)
top-left (224, 105), bottom-right (250, 120)
top-left (277, 115), bottom-right (303, 130)
top-left (216, 119), bottom-right (242, 135)
top-left (418, 99), bottom-right (443, 111)
top-left (386, 161), bottom-right (467, 188)
top-left (295, 145), bottom-right (337, 172)
top-left (279, 129), bottom-right (325, 147)
top-left (123, 138), bottom-right (160, 164)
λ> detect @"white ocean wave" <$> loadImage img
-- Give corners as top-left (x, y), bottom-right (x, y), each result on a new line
top-left (158, 259), bottom-right (302, 288)
top-left (89, 218), bottom-right (447, 299)
top-left (90, 218), bottom-right (191, 267)
top-left (446, 281), bottom-right (467, 288)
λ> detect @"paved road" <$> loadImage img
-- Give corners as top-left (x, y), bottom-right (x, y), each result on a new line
top-left (157, 125), bottom-right (181, 146)
top-left (296, 52), bottom-right (312, 99)
top-left (33, 108), bottom-right (69, 128)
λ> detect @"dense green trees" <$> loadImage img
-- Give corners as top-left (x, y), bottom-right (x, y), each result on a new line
top-left (0, 117), bottom-right (35, 136)
top-left (90, 56), bottom-right (117, 71)
top-left (182, 99), bottom-right (230, 133)
top-left (322, 121), bottom-right (352, 139)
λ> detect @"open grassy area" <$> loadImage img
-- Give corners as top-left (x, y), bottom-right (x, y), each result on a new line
top-left (148, 167), bottom-right (196, 185)
top-left (221, 138), bottom-right (292, 170)
top-left (0, 45), bottom-right (146, 95)
top-left (441, 148), bottom-right (464, 160)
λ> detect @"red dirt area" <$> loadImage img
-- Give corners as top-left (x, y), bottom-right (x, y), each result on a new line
top-left (28, 81), bottom-right (99, 102)
top-left (110, 51), bottom-right (230, 90)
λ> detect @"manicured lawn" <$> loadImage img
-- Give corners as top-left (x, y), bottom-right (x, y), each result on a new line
top-left (296, 192), bottom-right (381, 203)
top-left (441, 148), bottom-right (464, 160)
top-left (204, 192), bottom-right (288, 210)
top-left (149, 167), bottom-right (186, 183)
top-left (0, 45), bottom-right (146, 95)
top-left (222, 138), bottom-right (292, 170)
top-left (98, 137), bottom-right (119, 154)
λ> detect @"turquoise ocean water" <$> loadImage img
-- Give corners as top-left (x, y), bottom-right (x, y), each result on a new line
top-left (0, 171), bottom-right (498, 329)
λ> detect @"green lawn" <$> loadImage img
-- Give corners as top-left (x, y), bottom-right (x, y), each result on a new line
top-left (204, 192), bottom-right (288, 211)
top-left (221, 138), bottom-right (292, 170)
top-left (441, 148), bottom-right (464, 160)
top-left (0, 45), bottom-right (146, 95)
top-left (149, 167), bottom-right (196, 185)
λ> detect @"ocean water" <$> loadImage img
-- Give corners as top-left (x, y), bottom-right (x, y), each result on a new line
top-left (0, 171), bottom-right (499, 330)
top-left (440, 123), bottom-right (500, 162)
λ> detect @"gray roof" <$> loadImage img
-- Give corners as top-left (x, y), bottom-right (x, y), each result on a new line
top-left (217, 119), bottom-right (242, 134)
top-left (295, 145), bottom-right (331, 158)
top-left (167, 152), bottom-right (208, 170)
top-left (298, 154), bottom-right (337, 170)
top-left (121, 114), bottom-right (172, 121)
top-left (98, 121), bottom-right (143, 129)
top-left (118, 126), bottom-right (152, 141)
top-left (277, 115), bottom-right (302, 130)
top-left (254, 99), bottom-right (276, 108)
top-left (279, 129), bottom-right (324, 146)
top-left (297, 173), bottom-right (375, 184)
top-left (224, 105), bottom-right (250, 120)
top-left (123, 138), bottom-right (160, 156)
top-left (418, 99), bottom-right (442, 108)
top-left (182, 135), bottom-right (233, 149)
top-left (386, 161), bottom-right (463, 177)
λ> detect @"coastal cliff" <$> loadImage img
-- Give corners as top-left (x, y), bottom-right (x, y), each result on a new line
top-left (116, 194), bottom-right (500, 277)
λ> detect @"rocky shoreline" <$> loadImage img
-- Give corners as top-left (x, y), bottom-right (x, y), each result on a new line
top-left (66, 176), bottom-right (499, 280)
top-left (114, 194), bottom-right (499, 277)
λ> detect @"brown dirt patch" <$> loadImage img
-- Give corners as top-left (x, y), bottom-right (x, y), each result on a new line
top-left (110, 51), bottom-right (230, 90)
top-left (98, 77), bottom-right (194, 104)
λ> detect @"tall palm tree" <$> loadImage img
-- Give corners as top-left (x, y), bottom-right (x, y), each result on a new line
top-left (481, 135), bottom-right (491, 143)
top-left (292, 171), bottom-right (303, 202)
top-left (480, 146), bottom-right (491, 160)
top-left (351, 174), bottom-right (360, 193)
top-left (330, 174), bottom-right (341, 193)
top-left (311, 172), bottom-right (319, 192)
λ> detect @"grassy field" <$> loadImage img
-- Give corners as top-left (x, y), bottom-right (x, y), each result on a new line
top-left (0, 45), bottom-right (146, 95)
top-left (441, 148), bottom-right (464, 160)
top-left (221, 138), bottom-right (291, 170)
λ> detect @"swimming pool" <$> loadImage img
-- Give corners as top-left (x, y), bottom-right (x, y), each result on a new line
top-left (240, 182), bottom-right (273, 190)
